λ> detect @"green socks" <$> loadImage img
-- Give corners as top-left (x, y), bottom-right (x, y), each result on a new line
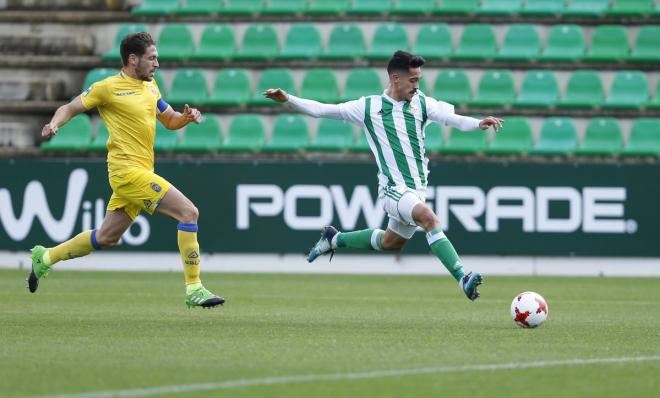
top-left (427, 227), bottom-right (465, 282)
top-left (336, 229), bottom-right (384, 251)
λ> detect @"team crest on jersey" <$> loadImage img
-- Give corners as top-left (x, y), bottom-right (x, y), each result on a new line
top-left (150, 182), bottom-right (162, 192)
top-left (149, 84), bottom-right (157, 95)
top-left (143, 199), bottom-right (152, 209)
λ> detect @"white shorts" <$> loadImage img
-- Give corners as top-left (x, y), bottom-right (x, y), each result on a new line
top-left (380, 186), bottom-right (426, 240)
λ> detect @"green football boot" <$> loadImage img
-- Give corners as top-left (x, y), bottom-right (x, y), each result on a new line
top-left (185, 285), bottom-right (225, 309)
top-left (27, 245), bottom-right (50, 293)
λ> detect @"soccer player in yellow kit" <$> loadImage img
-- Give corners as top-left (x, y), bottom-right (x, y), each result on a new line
top-left (27, 32), bottom-right (224, 308)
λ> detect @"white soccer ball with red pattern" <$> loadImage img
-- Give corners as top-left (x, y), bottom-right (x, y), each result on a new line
top-left (510, 291), bottom-right (548, 328)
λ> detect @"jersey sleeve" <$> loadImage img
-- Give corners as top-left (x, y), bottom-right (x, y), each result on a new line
top-left (425, 96), bottom-right (455, 124)
top-left (80, 79), bottom-right (110, 110)
top-left (337, 97), bottom-right (366, 126)
top-left (286, 95), bottom-right (365, 126)
top-left (150, 80), bottom-right (170, 114)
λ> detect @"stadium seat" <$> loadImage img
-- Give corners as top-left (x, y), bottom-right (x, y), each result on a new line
top-left (321, 24), bottom-right (366, 60)
top-left (558, 70), bottom-right (604, 109)
top-left (628, 26), bottom-right (660, 63)
top-left (478, 0), bottom-right (523, 15)
top-left (307, 0), bottom-right (349, 15)
top-left (350, 133), bottom-right (371, 152)
top-left (157, 24), bottom-right (195, 61)
top-left (102, 24), bottom-right (147, 61)
top-left (520, 0), bottom-right (564, 15)
top-left (250, 69), bottom-right (295, 106)
top-left (441, 126), bottom-right (488, 155)
top-left (222, 114), bottom-right (265, 152)
top-left (603, 71), bottom-right (648, 109)
top-left (514, 70), bottom-right (559, 108)
top-left (191, 24), bottom-right (235, 61)
top-left (467, 70), bottom-right (515, 107)
top-left (530, 118), bottom-right (577, 156)
top-left (82, 68), bottom-right (117, 91)
top-left (434, 0), bottom-right (479, 15)
top-left (366, 23), bottom-right (409, 60)
top-left (432, 69), bottom-right (471, 106)
top-left (424, 122), bottom-right (444, 154)
top-left (621, 119), bottom-right (660, 156)
top-left (132, 0), bottom-right (179, 16)
top-left (496, 24), bottom-right (541, 62)
top-left (279, 24), bottom-right (322, 60)
top-left (413, 24), bottom-right (452, 61)
top-left (222, 0), bottom-right (264, 15)
top-left (88, 123), bottom-right (109, 152)
top-left (607, 0), bottom-right (653, 16)
top-left (153, 70), bottom-right (167, 97)
top-left (177, 116), bottom-right (222, 152)
top-left (584, 25), bottom-right (629, 62)
top-left (647, 81), bottom-right (660, 109)
top-left (310, 119), bottom-right (354, 151)
top-left (452, 24), bottom-right (497, 61)
top-left (392, 0), bottom-right (436, 15)
top-left (342, 68), bottom-right (382, 102)
top-left (347, 0), bottom-right (392, 15)
top-left (166, 69), bottom-right (208, 106)
top-left (154, 123), bottom-right (179, 152)
top-left (205, 69), bottom-right (251, 106)
top-left (264, 114), bottom-right (310, 152)
top-left (541, 25), bottom-right (585, 62)
top-left (574, 118), bottom-right (623, 156)
top-left (484, 117), bottom-right (533, 155)
top-left (262, 0), bottom-right (307, 15)
top-left (236, 24), bottom-right (279, 61)
top-left (301, 69), bottom-right (340, 103)
top-left (41, 114), bottom-right (92, 152)
top-left (563, 0), bottom-right (610, 16)
top-left (175, 0), bottom-right (222, 15)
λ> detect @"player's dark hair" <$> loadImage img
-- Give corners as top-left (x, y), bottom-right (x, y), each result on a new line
top-left (387, 50), bottom-right (425, 75)
top-left (120, 32), bottom-right (155, 66)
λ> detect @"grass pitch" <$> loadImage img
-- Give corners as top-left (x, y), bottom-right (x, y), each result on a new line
top-left (1, 269), bottom-right (659, 398)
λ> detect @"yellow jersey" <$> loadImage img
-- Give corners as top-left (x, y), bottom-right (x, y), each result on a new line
top-left (80, 71), bottom-right (168, 173)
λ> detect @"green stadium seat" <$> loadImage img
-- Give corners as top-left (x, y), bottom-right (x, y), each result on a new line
top-left (424, 122), bottom-right (444, 154)
top-left (307, 0), bottom-right (349, 15)
top-left (153, 70), bottom-right (168, 97)
top-left (647, 81), bottom-right (660, 109)
top-left (250, 68), bottom-right (295, 106)
top-left (222, 115), bottom-right (265, 152)
top-left (132, 0), bottom-right (179, 16)
top-left (177, 116), bottom-right (222, 152)
top-left (434, 0), bottom-right (479, 15)
top-left (603, 71), bottom-right (648, 109)
top-left (496, 24), bottom-right (541, 62)
top-left (418, 76), bottom-right (429, 94)
top-left (520, 0), bottom-right (564, 15)
top-left (468, 70), bottom-right (515, 107)
top-left (541, 25), bottom-right (585, 62)
top-left (350, 133), bottom-right (371, 152)
top-left (222, 0), bottom-right (264, 15)
top-left (441, 126), bottom-right (487, 155)
top-left (413, 24), bottom-right (452, 61)
top-left (342, 68), bottom-right (382, 102)
top-left (607, 0), bottom-right (653, 16)
top-left (88, 123), bottom-right (109, 152)
top-left (655, 3), bottom-right (660, 16)
top-left (154, 123), bottom-right (179, 152)
top-left (366, 23), bottom-right (409, 60)
top-left (166, 69), bottom-right (208, 106)
top-left (347, 0), bottom-right (392, 15)
top-left (279, 24), bottom-right (322, 60)
top-left (321, 24), bottom-right (366, 60)
top-left (264, 114), bottom-right (310, 152)
top-left (310, 119), bottom-right (354, 151)
top-left (451, 24), bottom-right (497, 61)
top-left (301, 69), bottom-right (340, 103)
top-left (236, 24), bottom-right (279, 61)
top-left (621, 119), bottom-right (660, 156)
top-left (205, 69), bottom-right (251, 106)
top-left (584, 25), bottom-right (629, 62)
top-left (102, 24), bottom-right (147, 61)
top-left (558, 70), bottom-right (604, 109)
top-left (157, 24), bottom-right (194, 61)
top-left (262, 0), bottom-right (307, 15)
top-left (530, 117), bottom-right (577, 156)
top-left (478, 0), bottom-right (523, 15)
top-left (514, 70), bottom-right (559, 108)
top-left (82, 68), bottom-right (117, 91)
top-left (574, 118), bottom-right (623, 156)
top-left (563, 0), bottom-right (610, 16)
top-left (432, 69), bottom-right (471, 106)
top-left (190, 24), bottom-right (235, 61)
top-left (392, 0), bottom-right (436, 15)
top-left (41, 114), bottom-right (92, 152)
top-left (175, 0), bottom-right (222, 15)
top-left (629, 26), bottom-right (660, 63)
top-left (484, 117), bottom-right (533, 155)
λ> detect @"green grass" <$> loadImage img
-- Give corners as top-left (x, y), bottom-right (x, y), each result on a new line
top-left (1, 269), bottom-right (659, 398)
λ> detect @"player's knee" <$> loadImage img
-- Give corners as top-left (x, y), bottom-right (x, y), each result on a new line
top-left (380, 235), bottom-right (405, 251)
top-left (96, 232), bottom-right (120, 248)
top-left (416, 210), bottom-right (439, 232)
top-left (181, 203), bottom-right (199, 224)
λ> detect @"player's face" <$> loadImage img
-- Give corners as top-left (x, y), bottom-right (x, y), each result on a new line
top-left (394, 67), bottom-right (422, 101)
top-left (136, 45), bottom-right (159, 81)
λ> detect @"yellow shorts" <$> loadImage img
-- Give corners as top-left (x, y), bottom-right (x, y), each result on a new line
top-left (107, 167), bottom-right (172, 220)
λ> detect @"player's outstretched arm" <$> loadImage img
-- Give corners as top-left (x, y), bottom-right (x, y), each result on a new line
top-left (263, 88), bottom-right (351, 121)
top-left (478, 116), bottom-right (504, 133)
top-left (158, 104), bottom-right (202, 130)
top-left (41, 96), bottom-right (86, 139)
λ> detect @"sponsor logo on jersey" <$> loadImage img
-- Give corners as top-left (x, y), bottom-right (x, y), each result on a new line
top-left (150, 182), bottom-right (161, 192)
top-left (115, 91), bottom-right (136, 96)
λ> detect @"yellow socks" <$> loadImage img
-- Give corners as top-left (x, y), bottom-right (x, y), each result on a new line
top-left (45, 230), bottom-right (100, 266)
top-left (177, 223), bottom-right (201, 285)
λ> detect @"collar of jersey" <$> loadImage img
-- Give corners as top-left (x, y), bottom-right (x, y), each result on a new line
top-left (120, 70), bottom-right (146, 86)
top-left (382, 90), bottom-right (415, 105)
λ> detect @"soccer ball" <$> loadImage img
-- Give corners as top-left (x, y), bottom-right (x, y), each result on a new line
top-left (510, 291), bottom-right (548, 328)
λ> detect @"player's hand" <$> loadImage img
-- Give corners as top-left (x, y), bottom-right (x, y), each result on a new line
top-left (41, 122), bottom-right (58, 138)
top-left (183, 104), bottom-right (202, 124)
top-left (263, 88), bottom-right (289, 103)
top-left (479, 116), bottom-right (504, 133)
